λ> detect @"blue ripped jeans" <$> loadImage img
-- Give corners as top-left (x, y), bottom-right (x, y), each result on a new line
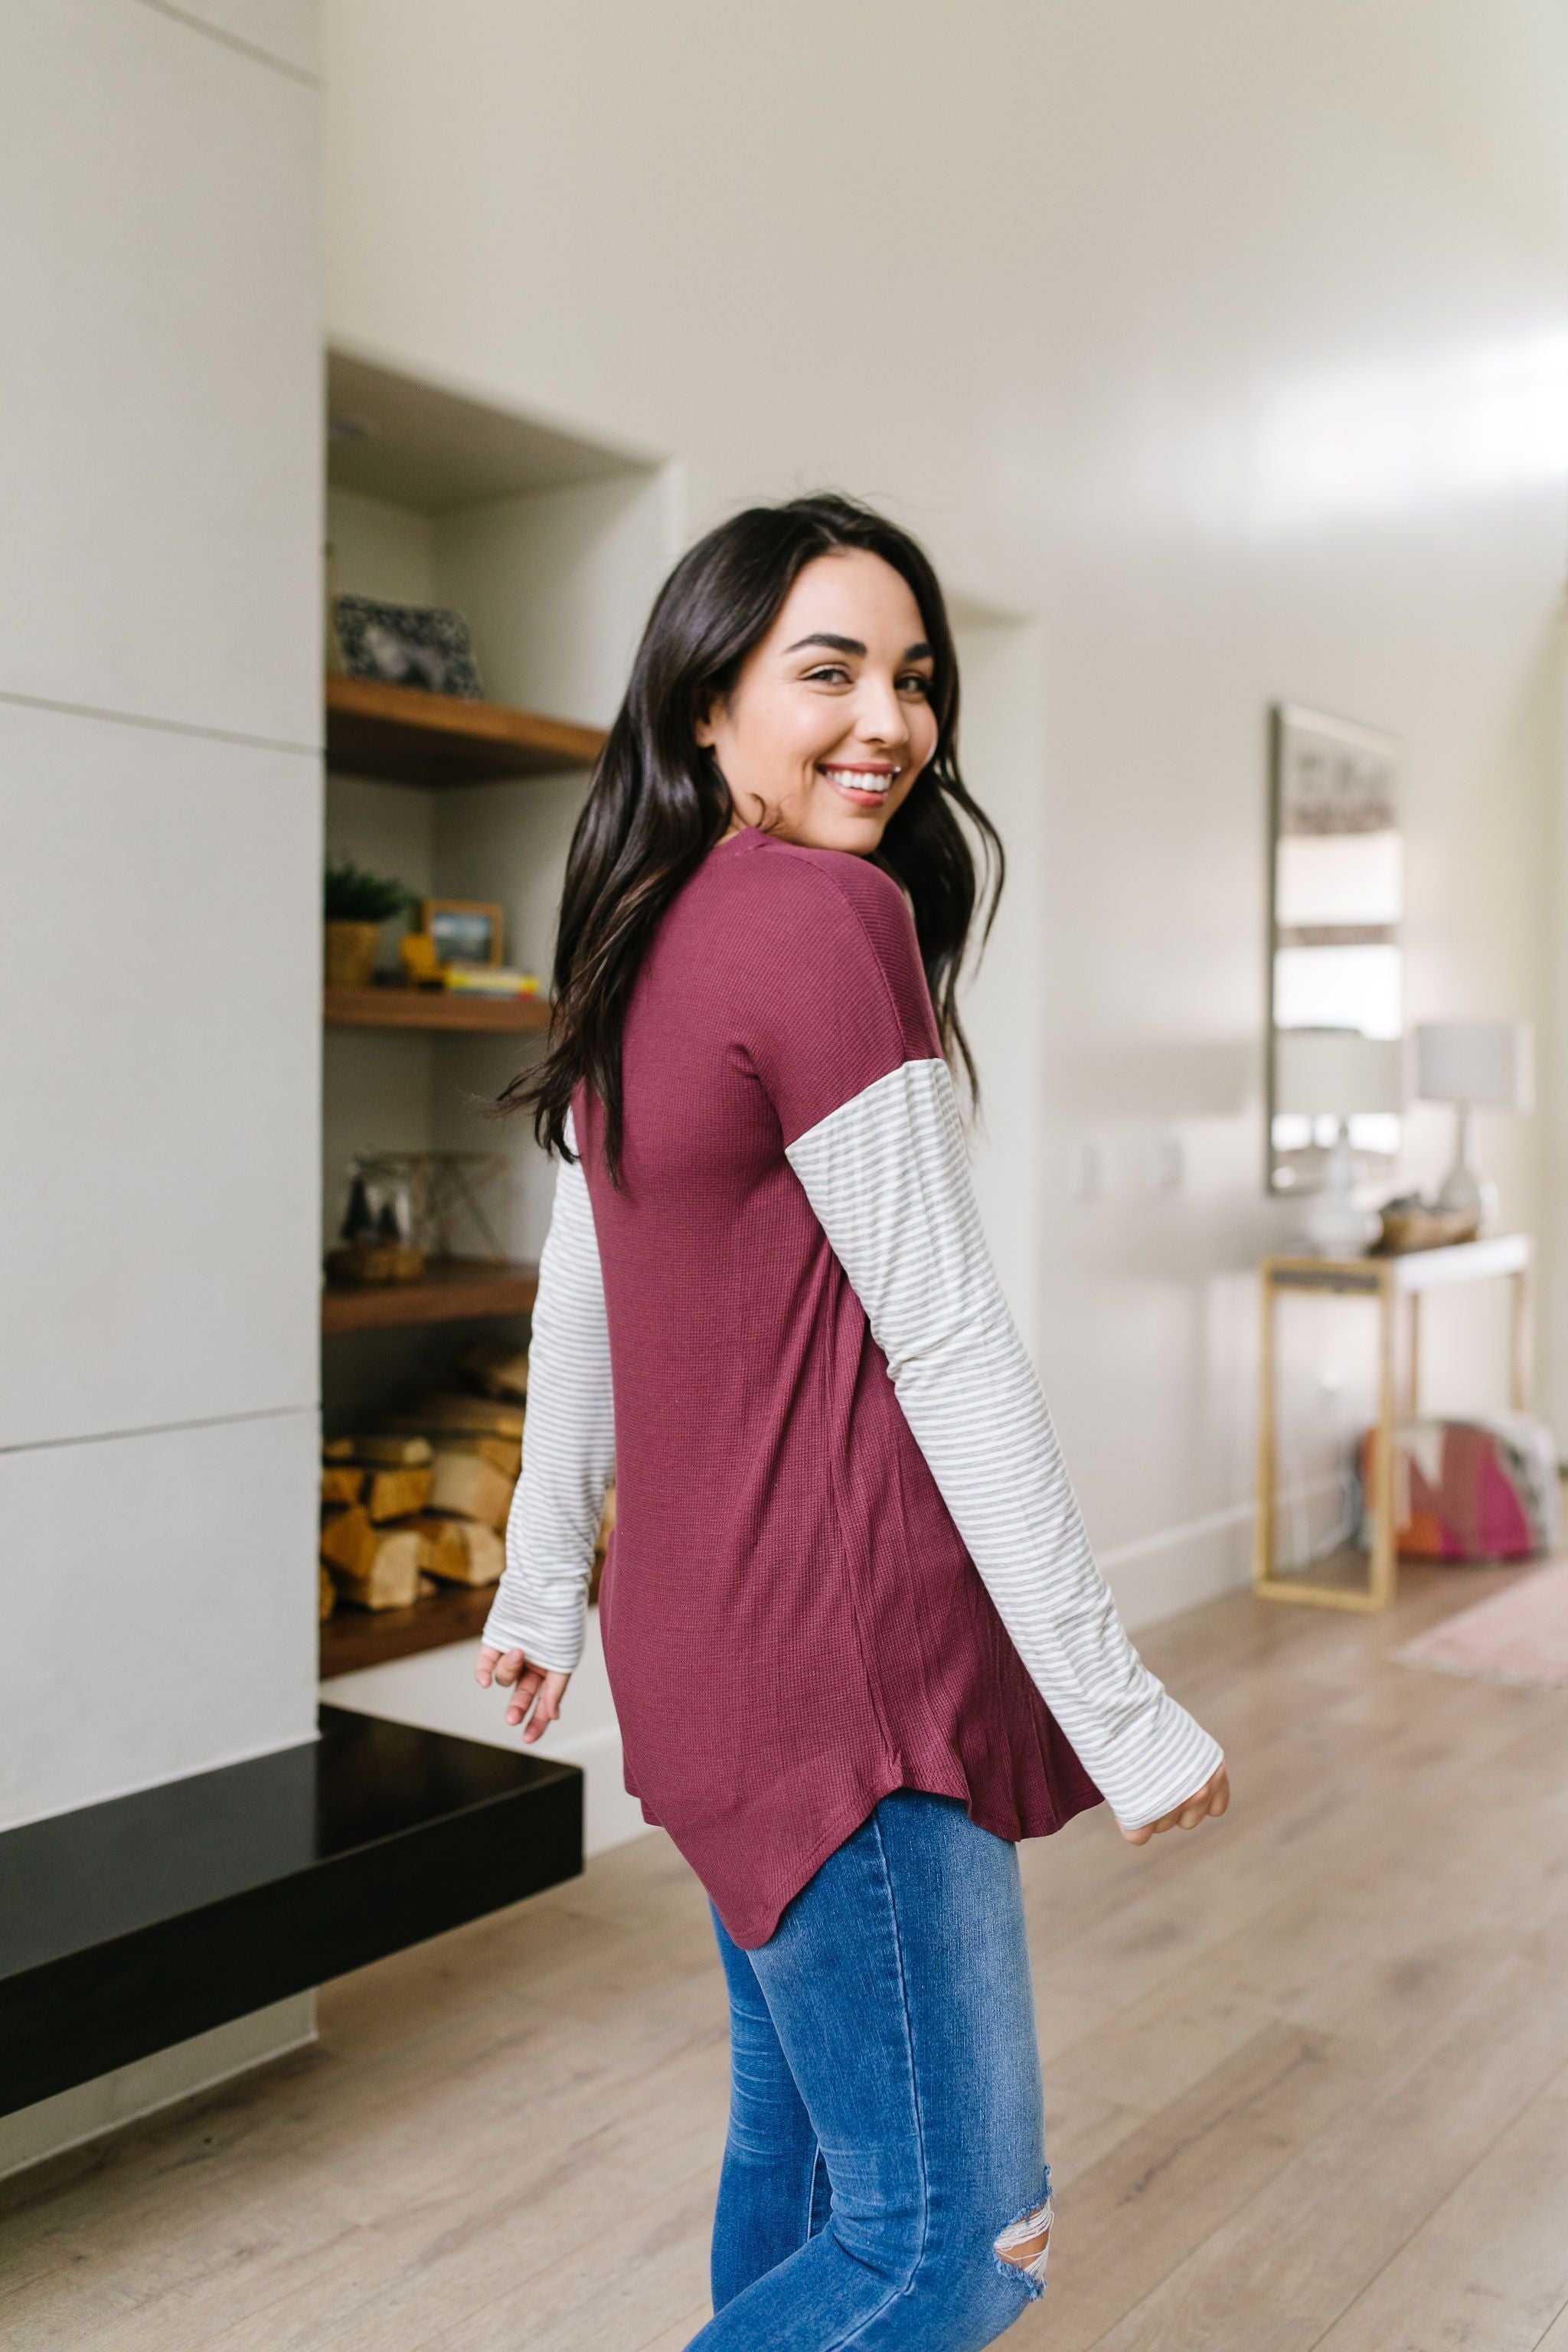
top-left (684, 1789), bottom-right (1054, 2350)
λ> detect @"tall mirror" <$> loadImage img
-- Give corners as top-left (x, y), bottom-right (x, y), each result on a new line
top-left (1267, 705), bottom-right (1404, 1194)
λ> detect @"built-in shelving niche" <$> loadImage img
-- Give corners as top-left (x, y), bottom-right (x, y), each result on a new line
top-left (322, 345), bottom-right (675, 1667)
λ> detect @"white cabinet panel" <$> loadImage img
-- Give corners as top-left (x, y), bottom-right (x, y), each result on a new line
top-left (0, 0), bottom-right (319, 745)
top-left (0, 1410), bottom-right (320, 1828)
top-left (0, 701), bottom-right (322, 1449)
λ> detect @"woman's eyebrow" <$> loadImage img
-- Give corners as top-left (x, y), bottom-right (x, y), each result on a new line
top-left (785, 632), bottom-right (865, 656)
top-left (784, 633), bottom-right (935, 660)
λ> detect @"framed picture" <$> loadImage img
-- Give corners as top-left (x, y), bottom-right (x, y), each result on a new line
top-left (333, 596), bottom-right (485, 699)
top-left (1266, 704), bottom-right (1403, 1194)
top-left (420, 897), bottom-right (505, 969)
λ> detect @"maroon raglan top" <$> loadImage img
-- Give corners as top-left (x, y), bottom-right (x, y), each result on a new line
top-left (569, 828), bottom-right (1104, 1946)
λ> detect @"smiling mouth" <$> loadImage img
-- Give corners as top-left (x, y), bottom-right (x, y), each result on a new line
top-left (818, 763), bottom-right (900, 804)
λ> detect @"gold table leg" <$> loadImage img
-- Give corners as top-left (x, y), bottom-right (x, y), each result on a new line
top-left (1254, 1265), bottom-right (1396, 1613)
top-left (1510, 1266), bottom-right (1534, 1412)
top-left (1368, 1279), bottom-right (1397, 1610)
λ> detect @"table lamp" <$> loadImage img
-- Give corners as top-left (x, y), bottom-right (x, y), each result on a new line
top-left (1413, 1020), bottom-right (1534, 1230)
top-left (1274, 1027), bottom-right (1406, 1255)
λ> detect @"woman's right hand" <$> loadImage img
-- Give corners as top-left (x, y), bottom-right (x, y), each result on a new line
top-left (1118, 1760), bottom-right (1230, 1845)
top-left (474, 1644), bottom-right (571, 1743)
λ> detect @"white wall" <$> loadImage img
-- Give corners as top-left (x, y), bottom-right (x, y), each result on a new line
top-left (949, 610), bottom-right (1049, 1357)
top-left (0, 0), bottom-right (322, 2166)
top-left (1552, 619), bottom-right (1568, 1444)
top-left (322, 0), bottom-right (1568, 1625)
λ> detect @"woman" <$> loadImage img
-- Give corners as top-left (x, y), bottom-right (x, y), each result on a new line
top-left (474, 491), bottom-right (1229, 2349)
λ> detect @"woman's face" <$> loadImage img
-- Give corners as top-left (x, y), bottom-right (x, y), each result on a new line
top-left (697, 549), bottom-right (940, 855)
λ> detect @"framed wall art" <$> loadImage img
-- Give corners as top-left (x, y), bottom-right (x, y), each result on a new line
top-left (334, 596), bottom-right (485, 699)
top-left (420, 897), bottom-right (505, 969)
top-left (1266, 704), bottom-right (1404, 1194)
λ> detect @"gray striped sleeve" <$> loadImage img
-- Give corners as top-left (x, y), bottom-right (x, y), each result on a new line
top-left (480, 1106), bottom-right (615, 1671)
top-left (785, 1057), bottom-right (1224, 1832)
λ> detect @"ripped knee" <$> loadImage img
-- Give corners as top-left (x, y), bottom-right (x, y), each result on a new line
top-left (992, 2186), bottom-right (1053, 2292)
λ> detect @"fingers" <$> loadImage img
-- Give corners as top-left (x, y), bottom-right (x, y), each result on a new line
top-left (512, 1668), bottom-right (570, 1741)
top-left (510, 1674), bottom-right (552, 1730)
top-left (472, 1645), bottom-right (524, 1690)
top-left (476, 1645), bottom-right (571, 1740)
top-left (1118, 1800), bottom-right (1181, 1843)
top-left (1118, 1762), bottom-right (1230, 1844)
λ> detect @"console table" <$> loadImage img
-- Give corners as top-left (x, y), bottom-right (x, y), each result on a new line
top-left (1254, 1232), bottom-right (1533, 1612)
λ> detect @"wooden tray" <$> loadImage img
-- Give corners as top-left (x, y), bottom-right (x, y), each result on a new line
top-left (1374, 1206), bottom-right (1481, 1255)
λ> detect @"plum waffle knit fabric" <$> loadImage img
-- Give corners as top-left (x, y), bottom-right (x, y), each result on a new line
top-left (484, 825), bottom-right (1222, 1947)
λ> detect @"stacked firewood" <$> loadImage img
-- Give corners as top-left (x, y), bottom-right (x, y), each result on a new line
top-left (318, 1338), bottom-right (616, 1619)
top-left (318, 1338), bottom-right (527, 1615)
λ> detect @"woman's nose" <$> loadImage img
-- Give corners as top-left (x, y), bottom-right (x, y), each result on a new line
top-left (854, 676), bottom-right (910, 747)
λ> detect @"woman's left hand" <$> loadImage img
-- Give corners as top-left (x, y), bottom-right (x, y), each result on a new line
top-left (474, 1644), bottom-right (571, 1743)
top-left (1118, 1761), bottom-right (1230, 1844)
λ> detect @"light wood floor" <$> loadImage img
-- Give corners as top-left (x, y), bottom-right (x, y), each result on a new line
top-left (5, 1561), bottom-right (1567, 2351)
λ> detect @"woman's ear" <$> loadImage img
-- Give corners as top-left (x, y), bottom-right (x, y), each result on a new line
top-left (694, 683), bottom-right (730, 751)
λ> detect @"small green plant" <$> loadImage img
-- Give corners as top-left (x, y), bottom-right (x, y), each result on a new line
top-left (324, 860), bottom-right (412, 923)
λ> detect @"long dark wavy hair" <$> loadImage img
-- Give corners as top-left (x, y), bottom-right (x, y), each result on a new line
top-left (489, 491), bottom-right (1004, 1187)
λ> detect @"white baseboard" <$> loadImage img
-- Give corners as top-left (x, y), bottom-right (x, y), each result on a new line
top-left (546, 1720), bottom-right (654, 1854)
top-left (1100, 1500), bottom-right (1256, 1630)
top-left (0, 1991), bottom-right (317, 2184)
top-left (322, 1602), bottom-right (652, 1859)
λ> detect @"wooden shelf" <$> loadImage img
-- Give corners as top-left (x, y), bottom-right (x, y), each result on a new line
top-left (325, 984), bottom-right (551, 1034)
top-left (322, 1256), bottom-right (538, 1334)
top-left (320, 1581), bottom-right (502, 1677)
top-left (325, 673), bottom-right (606, 785)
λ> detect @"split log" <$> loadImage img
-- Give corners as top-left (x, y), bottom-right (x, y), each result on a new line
top-left (436, 1432), bottom-right (521, 1479)
top-left (595, 1481), bottom-right (617, 1561)
top-left (320, 1504), bottom-right (377, 1579)
top-left (427, 1449), bottom-right (514, 1530)
top-left (414, 1514), bottom-right (504, 1586)
top-left (326, 1527), bottom-right (422, 1611)
top-left (407, 1392), bottom-right (525, 1438)
top-left (322, 1436), bottom-right (355, 1461)
top-left (387, 1416), bottom-right (524, 1457)
top-left (318, 1564), bottom-right (337, 1620)
top-left (364, 1466), bottom-right (434, 1524)
top-left (321, 1465), bottom-right (365, 1508)
top-left (587, 1482), bottom-right (616, 1609)
top-left (456, 1339), bottom-right (530, 1402)
top-left (350, 1434), bottom-right (433, 1468)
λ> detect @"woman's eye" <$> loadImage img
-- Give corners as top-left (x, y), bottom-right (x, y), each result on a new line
top-left (801, 664), bottom-right (933, 696)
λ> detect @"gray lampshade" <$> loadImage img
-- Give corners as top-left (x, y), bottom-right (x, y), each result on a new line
top-left (1413, 1021), bottom-right (1534, 1112)
top-left (1274, 1027), bottom-right (1406, 1116)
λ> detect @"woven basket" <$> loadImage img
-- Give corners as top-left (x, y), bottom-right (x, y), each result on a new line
top-left (324, 1240), bottom-right (427, 1288)
top-left (1374, 1205), bottom-right (1479, 1255)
